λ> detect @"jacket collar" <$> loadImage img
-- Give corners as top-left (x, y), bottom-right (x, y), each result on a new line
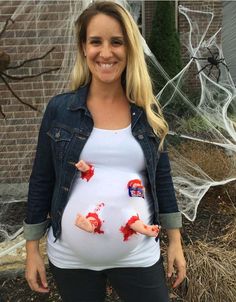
top-left (68, 84), bottom-right (90, 112)
top-left (68, 83), bottom-right (143, 126)
top-left (130, 102), bottom-right (143, 129)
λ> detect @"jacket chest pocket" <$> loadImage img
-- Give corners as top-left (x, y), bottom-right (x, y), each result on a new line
top-left (47, 125), bottom-right (73, 160)
top-left (133, 129), bottom-right (159, 173)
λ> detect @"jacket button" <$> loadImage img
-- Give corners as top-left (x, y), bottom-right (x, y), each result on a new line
top-left (55, 131), bottom-right (60, 138)
top-left (68, 161), bottom-right (76, 166)
top-left (62, 186), bottom-right (69, 192)
top-left (138, 134), bottom-right (144, 139)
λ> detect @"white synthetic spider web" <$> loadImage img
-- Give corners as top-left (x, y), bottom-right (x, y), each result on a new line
top-left (0, 1), bottom-right (235, 255)
top-left (157, 5), bottom-right (236, 221)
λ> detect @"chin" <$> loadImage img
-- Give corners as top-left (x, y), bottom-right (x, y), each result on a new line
top-left (97, 76), bottom-right (121, 85)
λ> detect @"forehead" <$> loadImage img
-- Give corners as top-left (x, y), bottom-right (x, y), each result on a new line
top-left (86, 13), bottom-right (124, 37)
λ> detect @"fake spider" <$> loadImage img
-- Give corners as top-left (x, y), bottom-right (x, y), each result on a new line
top-left (192, 47), bottom-right (229, 83)
top-left (0, 17), bottom-right (60, 118)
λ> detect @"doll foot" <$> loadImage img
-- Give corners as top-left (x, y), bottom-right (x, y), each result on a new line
top-left (75, 160), bottom-right (90, 172)
top-left (75, 214), bottom-right (95, 233)
top-left (142, 225), bottom-right (160, 237)
top-left (129, 219), bottom-right (160, 237)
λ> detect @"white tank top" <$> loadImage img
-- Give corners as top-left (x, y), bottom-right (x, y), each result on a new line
top-left (47, 124), bottom-right (160, 270)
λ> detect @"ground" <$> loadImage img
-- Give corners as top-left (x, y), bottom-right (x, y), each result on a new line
top-left (0, 183), bottom-right (235, 302)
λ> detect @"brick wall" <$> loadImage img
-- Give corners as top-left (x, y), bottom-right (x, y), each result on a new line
top-left (145, 0), bottom-right (222, 48)
top-left (145, 1), bottom-right (223, 93)
top-left (0, 1), bottom-right (74, 189)
top-left (178, 0), bottom-right (223, 92)
top-left (0, 1), bottom-right (223, 186)
top-left (144, 1), bottom-right (157, 40)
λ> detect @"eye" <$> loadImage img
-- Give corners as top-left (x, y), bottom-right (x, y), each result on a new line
top-left (90, 39), bottom-right (101, 45)
top-left (111, 39), bottom-right (124, 46)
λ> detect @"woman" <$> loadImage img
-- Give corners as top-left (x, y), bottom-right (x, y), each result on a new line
top-left (24, 1), bottom-right (186, 301)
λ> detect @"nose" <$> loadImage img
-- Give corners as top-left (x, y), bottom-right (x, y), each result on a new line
top-left (99, 42), bottom-right (112, 59)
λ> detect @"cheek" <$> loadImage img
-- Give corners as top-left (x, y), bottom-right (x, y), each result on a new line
top-left (121, 54), bottom-right (127, 69)
top-left (87, 48), bottom-right (99, 61)
top-left (119, 49), bottom-right (127, 65)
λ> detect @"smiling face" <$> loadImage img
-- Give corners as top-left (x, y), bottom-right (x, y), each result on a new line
top-left (83, 13), bottom-right (127, 86)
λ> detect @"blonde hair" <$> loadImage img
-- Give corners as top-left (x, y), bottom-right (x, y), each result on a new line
top-left (71, 0), bottom-right (168, 149)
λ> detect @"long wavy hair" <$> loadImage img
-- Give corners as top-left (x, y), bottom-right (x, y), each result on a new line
top-left (71, 0), bottom-right (168, 149)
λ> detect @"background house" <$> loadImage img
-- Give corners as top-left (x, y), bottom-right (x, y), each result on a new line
top-left (0, 1), bottom-right (224, 187)
top-left (1, 4), bottom-right (235, 301)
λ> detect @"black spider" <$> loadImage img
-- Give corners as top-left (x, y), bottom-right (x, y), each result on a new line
top-left (0, 17), bottom-right (60, 118)
top-left (192, 47), bottom-right (229, 83)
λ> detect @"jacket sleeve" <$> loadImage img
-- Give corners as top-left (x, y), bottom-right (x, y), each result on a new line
top-left (23, 98), bottom-right (56, 240)
top-left (156, 151), bottom-right (182, 229)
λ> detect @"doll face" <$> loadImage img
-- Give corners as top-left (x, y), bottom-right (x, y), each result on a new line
top-left (83, 13), bottom-right (127, 86)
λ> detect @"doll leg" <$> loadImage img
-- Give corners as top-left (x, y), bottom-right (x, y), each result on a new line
top-left (75, 212), bottom-right (104, 234)
top-left (129, 219), bottom-right (160, 237)
top-left (75, 214), bottom-right (96, 233)
top-left (120, 215), bottom-right (159, 241)
top-left (75, 160), bottom-right (94, 181)
top-left (75, 160), bottom-right (90, 172)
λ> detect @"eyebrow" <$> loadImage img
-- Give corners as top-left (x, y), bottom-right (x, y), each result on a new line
top-left (88, 36), bottom-right (124, 40)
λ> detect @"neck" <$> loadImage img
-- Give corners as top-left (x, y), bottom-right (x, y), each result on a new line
top-left (88, 80), bottom-right (126, 104)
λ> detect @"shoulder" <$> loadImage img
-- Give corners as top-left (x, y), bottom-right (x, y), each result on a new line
top-left (40, 91), bottom-right (77, 126)
top-left (47, 90), bottom-right (76, 110)
top-left (46, 84), bottom-right (89, 113)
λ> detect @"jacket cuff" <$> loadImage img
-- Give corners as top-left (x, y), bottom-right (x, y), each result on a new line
top-left (159, 212), bottom-right (182, 229)
top-left (23, 218), bottom-right (51, 240)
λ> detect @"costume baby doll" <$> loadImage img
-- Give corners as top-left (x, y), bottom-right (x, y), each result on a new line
top-left (74, 160), bottom-right (160, 241)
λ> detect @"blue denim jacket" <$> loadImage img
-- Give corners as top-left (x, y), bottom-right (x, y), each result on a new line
top-left (23, 85), bottom-right (182, 241)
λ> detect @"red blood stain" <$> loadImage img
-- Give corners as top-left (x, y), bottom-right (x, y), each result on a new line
top-left (94, 202), bottom-right (105, 212)
top-left (127, 179), bottom-right (142, 188)
top-left (86, 212), bottom-right (104, 234)
top-left (81, 164), bottom-right (94, 181)
top-left (120, 215), bottom-right (139, 241)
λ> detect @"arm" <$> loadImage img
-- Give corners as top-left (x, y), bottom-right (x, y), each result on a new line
top-left (24, 98), bottom-right (56, 292)
top-left (156, 151), bottom-right (186, 288)
top-left (24, 98), bottom-right (56, 238)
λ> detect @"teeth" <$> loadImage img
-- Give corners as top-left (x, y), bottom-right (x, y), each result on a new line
top-left (99, 63), bottom-right (114, 69)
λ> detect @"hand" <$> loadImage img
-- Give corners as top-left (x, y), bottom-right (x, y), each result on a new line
top-left (167, 240), bottom-right (186, 288)
top-left (25, 242), bottom-right (49, 293)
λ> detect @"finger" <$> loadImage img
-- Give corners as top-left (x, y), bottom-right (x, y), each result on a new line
top-left (172, 274), bottom-right (185, 288)
top-left (25, 270), bottom-right (35, 291)
top-left (25, 274), bottom-right (34, 291)
top-left (172, 266), bottom-right (186, 288)
top-left (38, 267), bottom-right (49, 291)
top-left (26, 270), bottom-right (49, 293)
top-left (27, 276), bottom-right (49, 293)
top-left (167, 257), bottom-right (174, 278)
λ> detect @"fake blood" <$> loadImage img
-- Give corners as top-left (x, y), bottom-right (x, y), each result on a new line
top-left (81, 164), bottom-right (94, 181)
top-left (86, 212), bottom-right (104, 234)
top-left (120, 215), bottom-right (139, 241)
top-left (94, 202), bottom-right (105, 212)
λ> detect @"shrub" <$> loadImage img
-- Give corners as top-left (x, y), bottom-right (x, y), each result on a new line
top-left (148, 0), bottom-right (182, 94)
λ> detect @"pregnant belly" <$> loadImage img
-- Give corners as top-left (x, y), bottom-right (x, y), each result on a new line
top-left (61, 202), bottom-right (143, 265)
